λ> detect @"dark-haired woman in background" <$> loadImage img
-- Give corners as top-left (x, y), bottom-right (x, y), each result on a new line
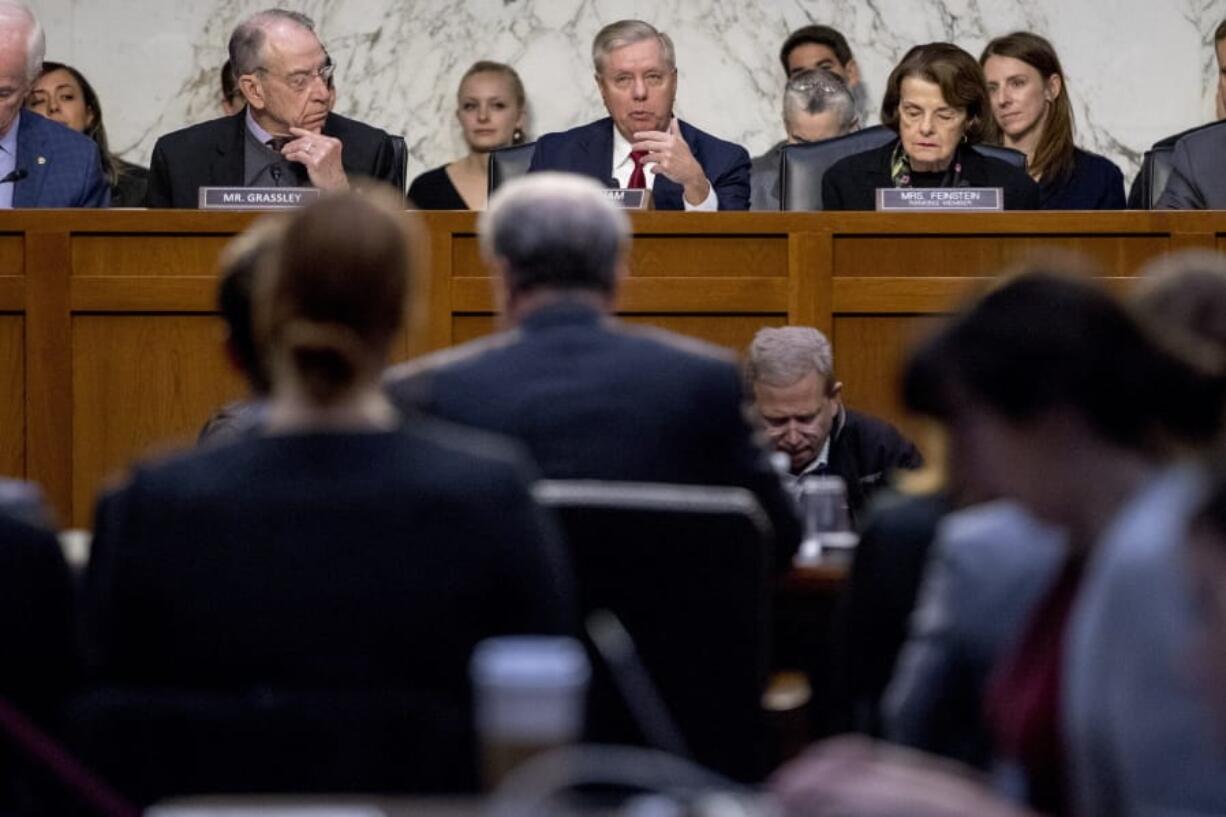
top-left (408, 61), bottom-right (527, 210)
top-left (822, 42), bottom-right (1040, 211)
top-left (980, 32), bottom-right (1124, 210)
top-left (26, 61), bottom-right (148, 207)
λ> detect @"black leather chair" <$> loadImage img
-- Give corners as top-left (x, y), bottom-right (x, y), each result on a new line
top-left (488, 141), bottom-right (538, 196)
top-left (387, 134), bottom-right (408, 195)
top-left (533, 480), bottom-right (774, 783)
top-left (780, 126), bottom-right (895, 211)
top-left (1127, 120), bottom-right (1226, 209)
top-left (780, 127), bottom-right (1027, 210)
top-left (972, 143), bottom-right (1027, 169)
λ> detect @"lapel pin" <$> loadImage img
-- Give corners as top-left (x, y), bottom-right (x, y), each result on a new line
top-left (37, 156), bottom-right (46, 165)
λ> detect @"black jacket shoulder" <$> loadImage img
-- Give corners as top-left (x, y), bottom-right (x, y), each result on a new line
top-left (822, 140), bottom-right (1040, 211)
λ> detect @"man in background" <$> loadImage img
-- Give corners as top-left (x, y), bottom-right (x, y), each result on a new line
top-left (0, 0), bottom-right (108, 208)
top-left (750, 68), bottom-right (859, 210)
top-left (147, 9), bottom-right (398, 207)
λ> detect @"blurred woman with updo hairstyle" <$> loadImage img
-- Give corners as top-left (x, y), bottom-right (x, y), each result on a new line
top-left (408, 60), bottom-right (527, 210)
top-left (26, 61), bottom-right (148, 206)
top-left (79, 191), bottom-right (573, 799)
top-left (980, 32), bottom-right (1125, 209)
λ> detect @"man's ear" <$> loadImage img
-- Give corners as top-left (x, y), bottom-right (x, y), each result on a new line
top-left (844, 59), bottom-right (861, 88)
top-left (829, 380), bottom-right (844, 403)
top-left (239, 75), bottom-right (265, 110)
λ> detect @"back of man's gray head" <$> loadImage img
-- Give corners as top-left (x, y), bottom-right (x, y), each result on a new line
top-left (783, 67), bottom-right (857, 133)
top-left (479, 173), bottom-right (630, 296)
top-left (0, 1), bottom-right (44, 82)
top-left (745, 326), bottom-right (835, 389)
top-left (592, 19), bottom-right (675, 74)
top-left (1133, 250), bottom-right (1226, 369)
top-left (229, 8), bottom-right (317, 77)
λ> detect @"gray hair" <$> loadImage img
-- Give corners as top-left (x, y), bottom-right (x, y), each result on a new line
top-left (1133, 250), bottom-right (1226, 371)
top-left (479, 173), bottom-right (630, 296)
top-left (0, 1), bottom-right (44, 82)
top-left (229, 8), bottom-right (317, 77)
top-left (592, 19), bottom-right (676, 75)
top-left (745, 326), bottom-right (835, 389)
top-left (782, 67), bottom-right (858, 133)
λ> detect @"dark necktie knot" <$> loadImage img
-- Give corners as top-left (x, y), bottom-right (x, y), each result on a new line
top-left (628, 150), bottom-right (649, 189)
top-left (266, 137), bottom-right (289, 153)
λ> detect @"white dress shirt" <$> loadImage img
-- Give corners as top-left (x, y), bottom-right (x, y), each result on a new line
top-left (0, 111), bottom-right (20, 210)
top-left (611, 124), bottom-right (716, 211)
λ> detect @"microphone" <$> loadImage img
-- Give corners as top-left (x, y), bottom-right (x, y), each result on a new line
top-left (0, 168), bottom-right (27, 185)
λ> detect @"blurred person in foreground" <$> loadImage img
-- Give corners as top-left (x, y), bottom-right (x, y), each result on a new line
top-left (0, 0), bottom-right (107, 208)
top-left (78, 190), bottom-right (573, 803)
top-left (527, 19), bottom-right (751, 210)
top-left (750, 68), bottom-right (859, 210)
top-left (385, 172), bottom-right (800, 568)
top-left (408, 60), bottom-right (527, 210)
top-left (146, 9), bottom-right (399, 207)
top-left (27, 60), bottom-right (148, 205)
top-left (772, 263), bottom-right (1226, 817)
top-left (979, 32), bottom-right (1124, 210)
top-left (196, 217), bottom-right (284, 445)
top-left (822, 42), bottom-right (1039, 211)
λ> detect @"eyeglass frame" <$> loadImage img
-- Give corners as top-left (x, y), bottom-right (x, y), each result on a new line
top-left (253, 54), bottom-right (336, 94)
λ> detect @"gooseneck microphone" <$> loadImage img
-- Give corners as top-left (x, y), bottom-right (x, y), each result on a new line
top-left (0, 168), bottom-right (27, 185)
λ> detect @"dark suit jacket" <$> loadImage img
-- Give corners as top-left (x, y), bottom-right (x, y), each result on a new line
top-left (1157, 121), bottom-right (1226, 210)
top-left (822, 139), bottom-right (1041, 211)
top-left (385, 302), bottom-right (801, 566)
top-left (828, 408), bottom-right (925, 520)
top-left (144, 111), bottom-right (399, 208)
top-left (10, 111), bottom-right (109, 207)
top-left (527, 117), bottom-right (751, 210)
top-left (80, 423), bottom-right (574, 795)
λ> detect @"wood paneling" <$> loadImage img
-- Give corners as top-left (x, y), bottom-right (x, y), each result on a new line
top-left (833, 314), bottom-right (944, 448)
top-left (0, 209), bottom-right (1223, 525)
top-left (832, 234), bottom-right (1171, 278)
top-left (72, 234), bottom-right (234, 277)
top-left (71, 315), bottom-right (246, 527)
top-left (0, 315), bottom-right (23, 478)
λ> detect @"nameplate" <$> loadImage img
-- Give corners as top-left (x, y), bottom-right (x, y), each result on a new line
top-left (198, 186), bottom-right (321, 210)
top-left (600, 189), bottom-right (653, 210)
top-left (876, 187), bottom-right (1003, 211)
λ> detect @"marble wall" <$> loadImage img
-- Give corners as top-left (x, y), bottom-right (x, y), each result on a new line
top-left (35, 0), bottom-right (1226, 185)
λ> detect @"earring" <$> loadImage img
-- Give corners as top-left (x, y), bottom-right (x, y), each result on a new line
top-left (512, 128), bottom-right (524, 144)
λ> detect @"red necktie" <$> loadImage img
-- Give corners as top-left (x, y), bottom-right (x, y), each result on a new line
top-left (628, 150), bottom-right (649, 189)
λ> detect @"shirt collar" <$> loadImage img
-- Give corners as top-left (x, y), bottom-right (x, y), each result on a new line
top-left (611, 124), bottom-right (634, 172)
top-left (797, 437), bottom-right (832, 478)
top-left (245, 107), bottom-right (277, 146)
top-left (0, 109), bottom-right (20, 156)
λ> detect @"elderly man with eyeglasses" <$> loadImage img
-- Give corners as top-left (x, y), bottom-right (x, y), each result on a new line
top-left (146, 9), bottom-right (399, 207)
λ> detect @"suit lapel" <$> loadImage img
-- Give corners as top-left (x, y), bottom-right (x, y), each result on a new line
top-left (13, 113), bottom-right (48, 208)
top-left (578, 119), bottom-right (615, 186)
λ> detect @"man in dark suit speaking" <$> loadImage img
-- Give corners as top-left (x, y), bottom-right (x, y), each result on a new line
top-left (145, 9), bottom-right (399, 208)
top-left (527, 19), bottom-right (751, 211)
top-left (0, 1), bottom-right (108, 208)
top-left (385, 172), bottom-right (798, 564)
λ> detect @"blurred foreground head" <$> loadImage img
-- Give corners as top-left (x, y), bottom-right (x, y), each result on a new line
top-left (257, 189), bottom-right (420, 408)
top-left (903, 262), bottom-right (1225, 531)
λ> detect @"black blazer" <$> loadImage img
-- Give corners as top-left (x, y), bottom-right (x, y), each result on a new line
top-left (80, 423), bottom-right (574, 794)
top-left (822, 139), bottom-right (1041, 211)
top-left (145, 111), bottom-right (400, 208)
top-left (385, 302), bottom-right (802, 567)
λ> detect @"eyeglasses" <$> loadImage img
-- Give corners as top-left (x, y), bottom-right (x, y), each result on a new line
top-left (255, 56), bottom-right (335, 93)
